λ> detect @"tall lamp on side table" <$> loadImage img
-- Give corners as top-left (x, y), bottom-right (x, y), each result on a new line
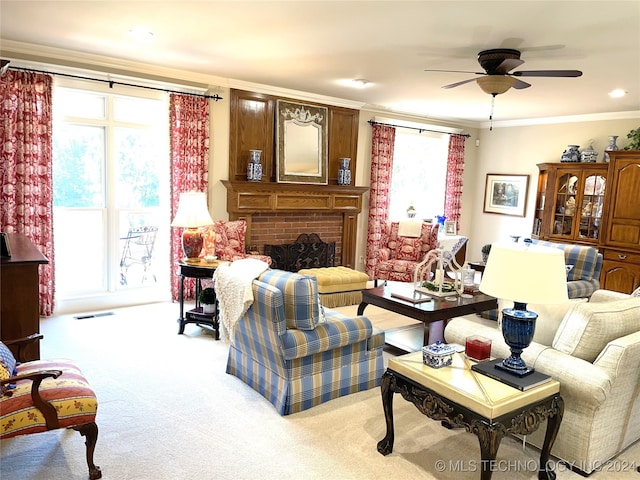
top-left (171, 191), bottom-right (214, 263)
top-left (479, 242), bottom-right (568, 377)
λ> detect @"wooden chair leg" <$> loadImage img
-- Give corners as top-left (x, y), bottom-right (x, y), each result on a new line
top-left (72, 422), bottom-right (102, 480)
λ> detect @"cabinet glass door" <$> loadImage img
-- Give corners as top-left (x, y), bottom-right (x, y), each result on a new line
top-left (578, 174), bottom-right (606, 240)
top-left (552, 171), bottom-right (579, 238)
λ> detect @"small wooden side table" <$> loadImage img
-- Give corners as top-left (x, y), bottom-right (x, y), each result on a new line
top-left (378, 352), bottom-right (563, 480)
top-left (177, 260), bottom-right (221, 338)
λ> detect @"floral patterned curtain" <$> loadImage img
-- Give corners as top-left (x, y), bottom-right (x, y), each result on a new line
top-left (444, 134), bottom-right (466, 233)
top-left (0, 70), bottom-right (55, 316)
top-left (364, 124), bottom-right (395, 279)
top-left (169, 94), bottom-right (210, 301)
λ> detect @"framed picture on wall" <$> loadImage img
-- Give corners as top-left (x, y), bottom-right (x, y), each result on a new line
top-left (483, 174), bottom-right (529, 217)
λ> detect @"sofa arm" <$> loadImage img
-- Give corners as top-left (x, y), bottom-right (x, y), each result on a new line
top-left (590, 289), bottom-right (631, 302)
top-left (281, 316), bottom-right (374, 360)
top-left (532, 348), bottom-right (611, 405)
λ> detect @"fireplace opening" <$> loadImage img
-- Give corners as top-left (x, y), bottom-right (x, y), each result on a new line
top-left (264, 233), bottom-right (336, 272)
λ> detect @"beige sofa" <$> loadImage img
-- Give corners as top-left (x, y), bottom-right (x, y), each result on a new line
top-left (444, 290), bottom-right (640, 475)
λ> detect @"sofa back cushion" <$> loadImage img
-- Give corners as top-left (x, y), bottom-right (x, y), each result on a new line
top-left (532, 240), bottom-right (599, 282)
top-left (258, 269), bottom-right (321, 330)
top-left (552, 297), bottom-right (640, 362)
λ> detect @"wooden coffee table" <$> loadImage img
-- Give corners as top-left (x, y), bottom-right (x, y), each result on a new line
top-left (378, 352), bottom-right (563, 480)
top-left (357, 281), bottom-right (497, 352)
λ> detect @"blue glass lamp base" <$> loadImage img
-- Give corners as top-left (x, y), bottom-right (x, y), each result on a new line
top-left (498, 304), bottom-right (538, 377)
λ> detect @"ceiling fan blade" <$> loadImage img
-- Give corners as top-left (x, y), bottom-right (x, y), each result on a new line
top-left (495, 58), bottom-right (525, 74)
top-left (512, 79), bottom-right (531, 89)
top-left (424, 69), bottom-right (485, 75)
top-left (441, 77), bottom-right (479, 89)
top-left (512, 70), bottom-right (583, 78)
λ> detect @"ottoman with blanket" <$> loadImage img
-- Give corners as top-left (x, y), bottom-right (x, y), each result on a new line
top-left (297, 266), bottom-right (369, 308)
top-left (225, 269), bottom-right (385, 415)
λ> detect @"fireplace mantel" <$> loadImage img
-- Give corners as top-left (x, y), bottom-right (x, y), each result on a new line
top-left (222, 181), bottom-right (369, 269)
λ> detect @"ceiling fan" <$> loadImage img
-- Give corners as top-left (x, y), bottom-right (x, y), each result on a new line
top-left (425, 48), bottom-right (582, 95)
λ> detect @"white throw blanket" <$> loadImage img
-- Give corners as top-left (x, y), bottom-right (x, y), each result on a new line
top-left (213, 258), bottom-right (269, 344)
top-left (398, 219), bottom-right (422, 238)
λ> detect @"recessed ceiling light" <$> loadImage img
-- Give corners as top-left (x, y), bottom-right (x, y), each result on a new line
top-left (352, 79), bottom-right (371, 88)
top-left (129, 27), bottom-right (154, 41)
top-left (609, 89), bottom-right (627, 98)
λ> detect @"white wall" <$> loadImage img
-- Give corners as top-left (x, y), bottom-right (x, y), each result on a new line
top-left (467, 117), bottom-right (639, 261)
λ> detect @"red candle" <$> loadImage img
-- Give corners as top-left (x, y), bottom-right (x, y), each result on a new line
top-left (465, 336), bottom-right (491, 361)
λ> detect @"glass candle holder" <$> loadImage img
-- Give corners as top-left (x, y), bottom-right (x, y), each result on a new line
top-left (465, 335), bottom-right (492, 362)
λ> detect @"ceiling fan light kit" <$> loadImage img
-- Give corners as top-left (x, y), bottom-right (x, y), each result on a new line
top-left (477, 75), bottom-right (516, 95)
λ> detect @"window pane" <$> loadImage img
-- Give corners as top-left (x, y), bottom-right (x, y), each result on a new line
top-left (53, 208), bottom-right (106, 294)
top-left (55, 89), bottom-right (105, 119)
top-left (389, 132), bottom-right (449, 221)
top-left (52, 125), bottom-right (105, 208)
top-left (113, 96), bottom-right (165, 124)
top-left (114, 127), bottom-right (161, 208)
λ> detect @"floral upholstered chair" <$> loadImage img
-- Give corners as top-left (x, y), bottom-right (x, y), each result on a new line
top-left (0, 335), bottom-right (101, 479)
top-left (201, 219), bottom-right (272, 265)
top-left (373, 221), bottom-right (440, 284)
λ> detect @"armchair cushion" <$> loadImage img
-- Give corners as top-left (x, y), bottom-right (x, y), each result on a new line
top-left (0, 359), bottom-right (98, 439)
top-left (553, 296), bottom-right (640, 362)
top-left (393, 234), bottom-right (423, 261)
top-left (258, 269), bottom-right (322, 330)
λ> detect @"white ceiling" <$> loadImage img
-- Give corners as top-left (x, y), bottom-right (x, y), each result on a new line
top-left (1, 1), bottom-right (639, 126)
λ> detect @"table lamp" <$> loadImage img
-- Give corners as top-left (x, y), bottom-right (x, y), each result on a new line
top-left (479, 242), bottom-right (568, 377)
top-left (171, 192), bottom-right (214, 263)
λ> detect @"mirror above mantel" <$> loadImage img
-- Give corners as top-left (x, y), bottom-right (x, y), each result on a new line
top-left (276, 100), bottom-right (328, 184)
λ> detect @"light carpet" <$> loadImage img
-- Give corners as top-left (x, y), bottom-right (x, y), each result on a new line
top-left (1, 301), bottom-right (638, 480)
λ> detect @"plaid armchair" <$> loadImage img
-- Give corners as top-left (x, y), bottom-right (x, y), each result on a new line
top-left (530, 239), bottom-right (603, 298)
top-left (226, 269), bottom-right (385, 415)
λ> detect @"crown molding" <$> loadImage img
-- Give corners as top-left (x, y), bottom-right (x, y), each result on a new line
top-left (2, 39), bottom-right (637, 128)
top-left (481, 110), bottom-right (640, 129)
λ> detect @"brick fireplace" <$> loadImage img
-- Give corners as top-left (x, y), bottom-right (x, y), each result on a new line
top-left (222, 181), bottom-right (368, 269)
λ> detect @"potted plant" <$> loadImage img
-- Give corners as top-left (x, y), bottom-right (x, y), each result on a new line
top-left (481, 244), bottom-right (492, 264)
top-left (623, 127), bottom-right (640, 150)
top-left (198, 287), bottom-right (216, 314)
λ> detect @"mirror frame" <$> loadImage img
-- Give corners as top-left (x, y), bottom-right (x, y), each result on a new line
top-left (276, 100), bottom-right (328, 184)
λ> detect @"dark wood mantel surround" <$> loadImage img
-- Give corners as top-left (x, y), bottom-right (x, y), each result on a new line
top-left (222, 181), bottom-right (368, 269)
top-left (226, 89), bottom-right (365, 269)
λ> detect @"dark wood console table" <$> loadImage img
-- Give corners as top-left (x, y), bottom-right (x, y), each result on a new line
top-left (1, 233), bottom-right (49, 361)
top-left (177, 260), bottom-right (220, 338)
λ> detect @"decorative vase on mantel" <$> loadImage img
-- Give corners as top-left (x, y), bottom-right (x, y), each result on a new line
top-left (603, 136), bottom-right (619, 163)
top-left (247, 149), bottom-right (262, 181)
top-left (337, 157), bottom-right (351, 186)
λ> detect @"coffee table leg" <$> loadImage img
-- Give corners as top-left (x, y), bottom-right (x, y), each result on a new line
top-left (357, 301), bottom-right (368, 316)
top-left (538, 396), bottom-right (564, 480)
top-left (377, 370), bottom-right (395, 455)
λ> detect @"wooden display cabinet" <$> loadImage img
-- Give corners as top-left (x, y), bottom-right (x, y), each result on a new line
top-left (533, 163), bottom-right (608, 244)
top-left (600, 150), bottom-right (640, 293)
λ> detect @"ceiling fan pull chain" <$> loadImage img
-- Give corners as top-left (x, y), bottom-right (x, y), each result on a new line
top-left (489, 93), bottom-right (497, 131)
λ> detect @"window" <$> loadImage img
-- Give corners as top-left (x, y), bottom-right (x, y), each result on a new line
top-left (52, 82), bottom-right (170, 308)
top-left (388, 129), bottom-right (449, 221)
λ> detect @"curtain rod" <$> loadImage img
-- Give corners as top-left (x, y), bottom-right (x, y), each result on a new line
top-left (368, 119), bottom-right (470, 138)
top-left (7, 66), bottom-right (223, 101)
